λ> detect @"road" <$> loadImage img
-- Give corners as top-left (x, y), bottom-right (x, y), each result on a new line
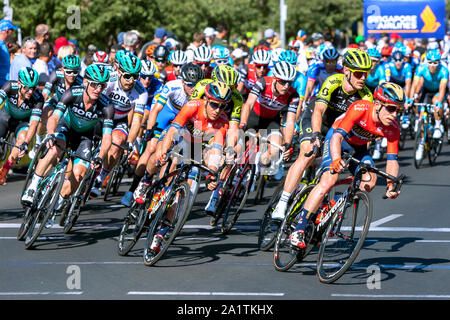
top-left (1, 138), bottom-right (450, 304)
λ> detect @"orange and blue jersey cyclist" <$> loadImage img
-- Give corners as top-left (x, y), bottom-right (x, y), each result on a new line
top-left (289, 82), bottom-right (404, 250)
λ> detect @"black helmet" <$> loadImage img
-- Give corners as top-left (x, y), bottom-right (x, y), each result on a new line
top-left (153, 45), bottom-right (169, 62)
top-left (180, 62), bottom-right (204, 86)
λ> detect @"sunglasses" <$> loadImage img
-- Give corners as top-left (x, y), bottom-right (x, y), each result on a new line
top-left (428, 61), bottom-right (439, 66)
top-left (255, 64), bottom-right (268, 69)
top-left (64, 69), bottom-right (78, 76)
top-left (122, 72), bottom-right (139, 81)
top-left (215, 59), bottom-right (228, 65)
top-left (172, 64), bottom-right (183, 69)
top-left (352, 71), bottom-right (369, 79)
top-left (184, 81), bottom-right (197, 88)
top-left (209, 100), bottom-right (227, 110)
top-left (383, 104), bottom-right (399, 113)
top-left (140, 74), bottom-right (153, 80)
top-left (194, 61), bottom-right (210, 66)
top-left (21, 85), bottom-right (36, 92)
top-left (325, 59), bottom-right (337, 65)
top-left (88, 81), bottom-right (107, 90)
top-left (277, 79), bottom-right (292, 87)
top-left (393, 58), bottom-right (403, 62)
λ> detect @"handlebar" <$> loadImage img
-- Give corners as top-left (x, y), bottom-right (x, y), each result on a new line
top-left (0, 137), bottom-right (24, 152)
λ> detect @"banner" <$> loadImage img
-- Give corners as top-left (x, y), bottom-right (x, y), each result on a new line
top-left (364, 0), bottom-right (446, 39)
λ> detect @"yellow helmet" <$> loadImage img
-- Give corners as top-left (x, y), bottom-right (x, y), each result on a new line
top-left (212, 65), bottom-right (239, 86)
top-left (343, 48), bottom-right (372, 72)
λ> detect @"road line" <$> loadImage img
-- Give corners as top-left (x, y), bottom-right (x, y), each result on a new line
top-left (0, 291), bottom-right (83, 296)
top-left (127, 291), bottom-right (284, 296)
top-left (331, 294), bottom-right (450, 299)
top-left (370, 214), bottom-right (403, 228)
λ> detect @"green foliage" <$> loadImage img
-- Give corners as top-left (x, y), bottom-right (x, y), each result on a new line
top-left (7, 0), bottom-right (364, 50)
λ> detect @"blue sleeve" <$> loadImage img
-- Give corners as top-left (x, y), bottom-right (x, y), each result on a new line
top-left (404, 63), bottom-right (412, 80)
top-left (292, 72), bottom-right (307, 98)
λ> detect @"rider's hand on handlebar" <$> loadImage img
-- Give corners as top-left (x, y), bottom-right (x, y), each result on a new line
top-left (330, 158), bottom-right (346, 174)
top-left (45, 134), bottom-right (56, 149)
top-left (282, 143), bottom-right (293, 161)
top-left (385, 182), bottom-right (401, 199)
top-left (18, 142), bottom-right (28, 158)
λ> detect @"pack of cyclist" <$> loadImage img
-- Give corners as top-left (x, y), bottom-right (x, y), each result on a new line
top-left (1, 25), bottom-right (446, 265)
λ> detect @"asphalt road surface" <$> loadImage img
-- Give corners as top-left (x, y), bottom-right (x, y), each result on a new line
top-left (1, 138), bottom-right (450, 303)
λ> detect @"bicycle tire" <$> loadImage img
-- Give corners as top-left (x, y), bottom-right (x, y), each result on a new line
top-left (413, 120), bottom-right (426, 169)
top-left (20, 142), bottom-right (46, 204)
top-left (24, 171), bottom-right (65, 249)
top-left (103, 167), bottom-right (118, 201)
top-left (316, 190), bottom-right (372, 284)
top-left (112, 163), bottom-right (127, 196)
top-left (253, 174), bottom-right (266, 204)
top-left (17, 207), bottom-right (34, 241)
top-left (429, 135), bottom-right (442, 166)
top-left (221, 164), bottom-right (255, 234)
top-left (258, 176), bottom-right (286, 251)
top-left (273, 184), bottom-right (315, 272)
top-left (143, 181), bottom-right (190, 266)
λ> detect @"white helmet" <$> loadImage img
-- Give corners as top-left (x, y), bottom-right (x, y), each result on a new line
top-left (170, 50), bottom-right (187, 65)
top-left (140, 59), bottom-right (157, 76)
top-left (251, 49), bottom-right (271, 65)
top-left (272, 61), bottom-right (296, 81)
top-left (193, 45), bottom-right (213, 63)
top-left (271, 48), bottom-right (285, 64)
top-left (93, 51), bottom-right (110, 64)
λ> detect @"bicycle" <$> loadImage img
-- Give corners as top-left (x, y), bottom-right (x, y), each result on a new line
top-left (274, 152), bottom-right (405, 284)
top-left (18, 142), bottom-right (91, 249)
top-left (0, 131), bottom-right (15, 164)
top-left (413, 103), bottom-right (444, 169)
top-left (398, 106), bottom-right (415, 150)
top-left (103, 142), bottom-right (132, 201)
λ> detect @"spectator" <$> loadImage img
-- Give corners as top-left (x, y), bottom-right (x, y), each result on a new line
top-left (164, 38), bottom-right (179, 51)
top-left (57, 45), bottom-right (75, 61)
top-left (203, 27), bottom-right (218, 48)
top-left (123, 31), bottom-right (140, 54)
top-left (34, 24), bottom-right (50, 45)
top-left (311, 32), bottom-right (324, 47)
top-left (9, 37), bottom-right (37, 81)
top-left (365, 34), bottom-right (377, 50)
top-left (80, 44), bottom-right (97, 76)
top-left (185, 32), bottom-right (205, 62)
top-left (7, 41), bottom-right (21, 62)
top-left (0, 19), bottom-right (18, 86)
top-left (68, 39), bottom-right (81, 55)
top-left (109, 43), bottom-right (124, 65)
top-left (139, 27), bottom-right (167, 59)
top-left (212, 22), bottom-right (229, 48)
top-left (264, 28), bottom-right (281, 49)
top-left (33, 41), bottom-right (52, 85)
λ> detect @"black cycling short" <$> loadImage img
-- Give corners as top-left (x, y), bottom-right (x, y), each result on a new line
top-left (246, 109), bottom-right (282, 137)
top-left (298, 100), bottom-right (330, 144)
top-left (0, 108), bottom-right (29, 139)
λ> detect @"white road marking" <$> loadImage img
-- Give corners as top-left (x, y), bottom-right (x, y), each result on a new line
top-left (0, 291), bottom-right (83, 296)
top-left (331, 294), bottom-right (450, 299)
top-left (127, 291), bottom-right (284, 296)
top-left (370, 214), bottom-right (403, 227)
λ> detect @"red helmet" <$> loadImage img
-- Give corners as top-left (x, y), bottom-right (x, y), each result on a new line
top-left (93, 51), bottom-right (109, 64)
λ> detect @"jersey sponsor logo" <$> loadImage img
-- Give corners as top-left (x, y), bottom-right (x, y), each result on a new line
top-left (108, 92), bottom-right (131, 106)
top-left (71, 106), bottom-right (99, 119)
top-left (352, 125), bottom-right (380, 140)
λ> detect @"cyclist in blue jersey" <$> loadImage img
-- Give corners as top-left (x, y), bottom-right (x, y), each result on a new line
top-left (409, 49), bottom-right (448, 159)
top-left (366, 48), bottom-right (387, 93)
top-left (141, 59), bottom-right (163, 127)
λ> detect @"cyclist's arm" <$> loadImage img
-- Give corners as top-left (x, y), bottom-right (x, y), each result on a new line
top-left (240, 92), bottom-right (257, 127)
top-left (42, 71), bottom-right (57, 101)
top-left (24, 100), bottom-right (44, 145)
top-left (311, 101), bottom-right (327, 134)
top-left (98, 105), bottom-right (114, 160)
top-left (436, 79), bottom-right (448, 104)
top-left (47, 91), bottom-right (70, 135)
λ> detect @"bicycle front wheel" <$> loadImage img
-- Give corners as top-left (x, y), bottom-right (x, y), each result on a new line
top-left (143, 181), bottom-right (190, 266)
top-left (413, 120), bottom-right (425, 169)
top-left (316, 190), bottom-right (372, 284)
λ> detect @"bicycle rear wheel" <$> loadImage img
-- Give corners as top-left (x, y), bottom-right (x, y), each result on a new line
top-left (316, 190), bottom-right (372, 284)
top-left (273, 184), bottom-right (315, 272)
top-left (20, 143), bottom-right (46, 205)
top-left (428, 135), bottom-right (442, 166)
top-left (413, 120), bottom-right (425, 169)
top-left (103, 167), bottom-right (118, 201)
top-left (143, 181), bottom-right (190, 266)
top-left (17, 207), bottom-right (34, 241)
top-left (258, 176), bottom-right (286, 251)
top-left (24, 171), bottom-right (64, 249)
top-left (221, 164), bottom-right (255, 234)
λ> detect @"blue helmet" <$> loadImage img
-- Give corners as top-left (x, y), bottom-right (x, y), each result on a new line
top-left (367, 48), bottom-right (381, 59)
top-left (279, 50), bottom-right (298, 65)
top-left (322, 47), bottom-right (339, 62)
top-left (426, 49), bottom-right (441, 62)
top-left (212, 46), bottom-right (230, 60)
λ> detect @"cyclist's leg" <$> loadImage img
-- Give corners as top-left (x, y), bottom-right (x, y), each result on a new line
top-left (0, 122), bottom-right (28, 184)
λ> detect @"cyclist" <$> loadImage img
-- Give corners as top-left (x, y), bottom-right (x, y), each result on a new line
top-left (92, 50), bottom-right (114, 73)
top-left (36, 55), bottom-right (83, 156)
top-left (239, 61), bottom-right (299, 180)
top-left (121, 63), bottom-right (204, 206)
top-left (192, 46), bottom-right (213, 79)
top-left (408, 49), bottom-right (448, 160)
top-left (21, 65), bottom-right (114, 215)
top-left (166, 50), bottom-right (187, 82)
top-left (237, 49), bottom-right (271, 97)
top-left (0, 67), bottom-right (44, 184)
top-left (289, 82), bottom-right (403, 249)
top-left (136, 82), bottom-right (232, 253)
top-left (140, 59), bottom-right (163, 128)
top-left (212, 46), bottom-right (231, 67)
top-left (91, 51), bottom-right (147, 196)
top-left (133, 81), bottom-right (231, 206)
top-left (153, 45), bottom-right (170, 84)
top-left (365, 48), bottom-right (387, 93)
top-left (271, 48), bottom-right (373, 221)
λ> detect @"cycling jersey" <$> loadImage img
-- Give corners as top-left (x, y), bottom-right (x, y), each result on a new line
top-left (386, 62), bottom-right (413, 87)
top-left (267, 69), bottom-right (307, 101)
top-left (414, 63), bottom-right (449, 92)
top-left (0, 81), bottom-right (44, 122)
top-left (142, 77), bottom-right (163, 112)
top-left (165, 65), bottom-right (181, 82)
top-left (190, 78), bottom-right (242, 123)
top-left (171, 99), bottom-right (229, 145)
top-left (366, 64), bottom-right (387, 91)
top-left (104, 78), bottom-right (148, 120)
top-left (53, 86), bottom-right (114, 134)
top-left (42, 69), bottom-right (84, 99)
top-left (306, 62), bottom-right (344, 91)
top-left (249, 76), bottom-right (299, 119)
top-left (239, 64), bottom-right (267, 94)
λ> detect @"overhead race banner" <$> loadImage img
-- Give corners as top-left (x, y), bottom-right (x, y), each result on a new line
top-left (364, 0), bottom-right (446, 39)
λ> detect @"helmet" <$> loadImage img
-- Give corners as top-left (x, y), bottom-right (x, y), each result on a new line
top-left (170, 50), bottom-right (187, 65)
top-left (18, 67), bottom-right (39, 87)
top-left (93, 51), bottom-right (110, 64)
top-left (212, 65), bottom-right (239, 86)
top-left (342, 48), bottom-right (372, 72)
top-left (305, 47), bottom-right (316, 60)
top-left (374, 82), bottom-right (405, 105)
top-left (193, 46), bottom-right (212, 63)
top-left (367, 48), bottom-right (381, 60)
top-left (114, 49), bottom-right (131, 65)
top-left (426, 49), bottom-right (441, 62)
top-left (270, 48), bottom-right (285, 64)
top-left (251, 49), bottom-right (271, 65)
top-left (205, 81), bottom-right (232, 103)
top-left (288, 40), bottom-right (301, 49)
top-left (279, 50), bottom-right (298, 65)
top-left (153, 45), bottom-right (170, 62)
top-left (117, 52), bottom-right (142, 74)
top-left (84, 64), bottom-right (110, 83)
top-left (62, 54), bottom-right (81, 70)
top-left (322, 47), bottom-right (339, 62)
top-left (180, 62), bottom-right (204, 85)
top-left (140, 60), bottom-right (158, 76)
top-left (212, 46), bottom-right (230, 60)
top-left (311, 32), bottom-right (324, 41)
top-left (400, 45), bottom-right (412, 57)
top-left (272, 61), bottom-right (296, 81)
top-left (392, 51), bottom-right (404, 62)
